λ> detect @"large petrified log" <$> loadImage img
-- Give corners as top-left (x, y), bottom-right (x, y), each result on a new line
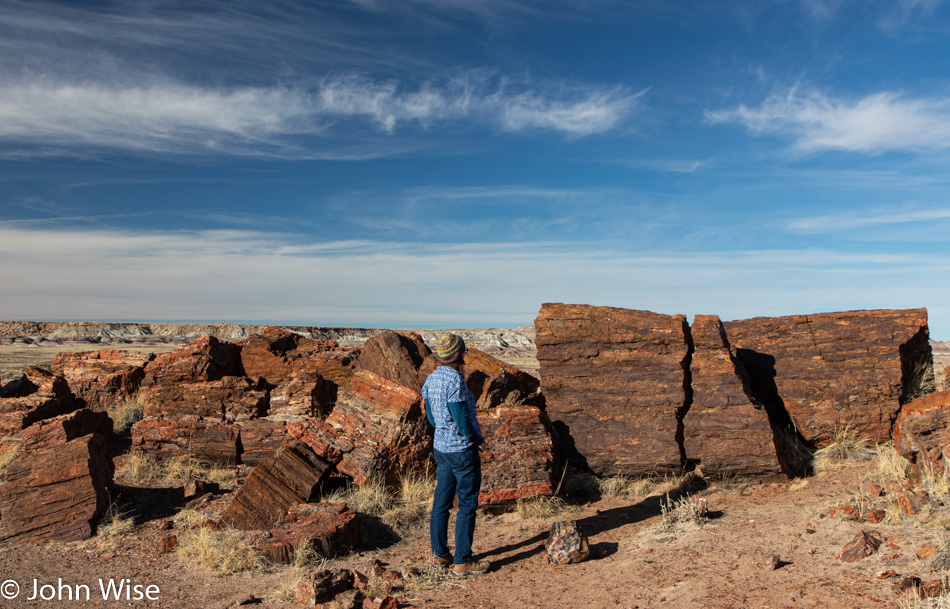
top-left (50, 349), bottom-right (151, 411)
top-left (325, 370), bottom-right (429, 485)
top-left (262, 502), bottom-right (359, 563)
top-left (130, 418), bottom-right (241, 464)
top-left (682, 315), bottom-right (789, 477)
top-left (893, 390), bottom-right (950, 476)
top-left (142, 376), bottom-right (268, 422)
top-left (0, 432), bottom-right (113, 543)
top-left (142, 335), bottom-right (243, 385)
top-left (238, 327), bottom-right (340, 386)
top-left (269, 370), bottom-right (335, 421)
top-left (536, 303), bottom-right (691, 476)
top-left (0, 368), bottom-right (78, 436)
top-left (477, 406), bottom-right (557, 503)
top-left (11, 408), bottom-right (112, 448)
top-left (222, 442), bottom-right (333, 530)
top-left (724, 308), bottom-right (932, 447)
top-left (357, 330), bottom-right (430, 392)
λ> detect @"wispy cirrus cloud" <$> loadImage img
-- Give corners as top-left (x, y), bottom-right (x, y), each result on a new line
top-left (707, 85), bottom-right (950, 154)
top-left (788, 206), bottom-right (950, 233)
top-left (0, 73), bottom-right (641, 158)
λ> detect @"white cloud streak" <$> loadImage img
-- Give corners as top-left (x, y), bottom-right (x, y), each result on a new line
top-left (707, 86), bottom-right (950, 154)
top-left (0, 227), bottom-right (947, 337)
top-left (0, 74), bottom-right (641, 157)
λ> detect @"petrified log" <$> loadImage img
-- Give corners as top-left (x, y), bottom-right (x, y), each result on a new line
top-left (238, 327), bottom-right (339, 386)
top-left (222, 442), bottom-right (333, 530)
top-left (12, 408), bottom-right (112, 448)
top-left (130, 418), bottom-right (241, 464)
top-left (683, 315), bottom-right (784, 477)
top-left (357, 331), bottom-right (430, 393)
top-left (0, 433), bottom-right (113, 543)
top-left (142, 376), bottom-right (268, 422)
top-left (50, 349), bottom-right (150, 411)
top-left (477, 406), bottom-right (557, 504)
top-left (724, 308), bottom-right (932, 447)
top-left (237, 418), bottom-right (291, 466)
top-left (284, 417), bottom-right (350, 466)
top-left (326, 370), bottom-right (429, 485)
top-left (0, 369), bottom-right (78, 436)
top-left (893, 390), bottom-right (950, 476)
top-left (142, 335), bottom-right (243, 385)
top-left (263, 502), bottom-right (359, 563)
top-left (269, 371), bottom-right (335, 421)
top-left (535, 303), bottom-right (691, 476)
top-left (419, 348), bottom-right (544, 411)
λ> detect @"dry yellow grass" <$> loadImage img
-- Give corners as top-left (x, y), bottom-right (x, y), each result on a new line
top-left (876, 443), bottom-right (914, 483)
top-left (107, 391), bottom-right (146, 433)
top-left (176, 527), bottom-right (265, 576)
top-left (515, 494), bottom-right (575, 519)
top-left (324, 470), bottom-right (436, 535)
top-left (0, 444), bottom-right (20, 483)
top-left (116, 451), bottom-right (237, 489)
top-left (96, 502), bottom-right (136, 551)
top-left (812, 426), bottom-right (873, 473)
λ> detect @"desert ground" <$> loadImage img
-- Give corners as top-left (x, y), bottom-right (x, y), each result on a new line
top-left (0, 331), bottom-right (949, 609)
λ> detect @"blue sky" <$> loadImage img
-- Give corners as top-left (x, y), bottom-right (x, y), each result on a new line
top-left (1, 0), bottom-right (949, 338)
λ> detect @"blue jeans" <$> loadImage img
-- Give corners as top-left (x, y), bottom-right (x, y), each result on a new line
top-left (430, 446), bottom-right (481, 564)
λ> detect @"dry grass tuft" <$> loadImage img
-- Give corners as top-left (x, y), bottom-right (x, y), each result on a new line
top-left (0, 444), bottom-right (20, 483)
top-left (812, 427), bottom-right (873, 473)
top-left (325, 470), bottom-right (436, 535)
top-left (659, 493), bottom-right (708, 532)
top-left (176, 527), bottom-right (265, 576)
top-left (116, 451), bottom-right (237, 489)
top-left (905, 361), bottom-right (938, 404)
top-left (172, 507), bottom-right (214, 529)
top-left (107, 391), bottom-right (146, 433)
top-left (788, 477), bottom-right (810, 492)
top-left (403, 559), bottom-right (454, 593)
top-left (96, 502), bottom-right (136, 550)
top-left (515, 495), bottom-right (575, 519)
top-left (599, 471), bottom-right (697, 501)
top-left (876, 443), bottom-right (914, 483)
top-left (899, 579), bottom-right (950, 609)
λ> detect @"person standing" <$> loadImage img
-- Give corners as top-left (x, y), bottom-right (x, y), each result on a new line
top-left (421, 332), bottom-right (489, 576)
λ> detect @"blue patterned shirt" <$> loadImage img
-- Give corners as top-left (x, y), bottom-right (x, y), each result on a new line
top-left (421, 366), bottom-right (482, 453)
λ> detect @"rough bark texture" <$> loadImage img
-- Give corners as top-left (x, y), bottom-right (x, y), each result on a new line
top-left (142, 376), bottom-right (268, 423)
top-left (10, 408), bottom-right (112, 448)
top-left (237, 418), bottom-right (291, 466)
top-left (269, 371), bottom-right (335, 421)
top-left (683, 315), bottom-right (783, 477)
top-left (238, 327), bottom-right (339, 386)
top-left (0, 369), bottom-right (78, 436)
top-left (724, 308), bottom-right (931, 448)
top-left (49, 349), bottom-right (150, 412)
top-left (357, 331), bottom-right (431, 393)
top-left (0, 433), bottom-right (113, 544)
top-left (326, 370), bottom-right (429, 485)
top-left (221, 442), bottom-right (333, 530)
top-left (535, 303), bottom-right (691, 476)
top-left (142, 335), bottom-right (244, 385)
top-left (262, 502), bottom-right (359, 563)
top-left (130, 418), bottom-right (241, 464)
top-left (893, 390), bottom-right (950, 476)
top-left (477, 406), bottom-right (558, 503)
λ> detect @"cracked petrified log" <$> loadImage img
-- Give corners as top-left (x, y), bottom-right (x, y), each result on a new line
top-left (130, 418), bottom-right (241, 464)
top-left (682, 315), bottom-right (784, 477)
top-left (269, 370), bottom-right (335, 421)
top-left (535, 303), bottom-right (691, 476)
top-left (222, 442), bottom-right (333, 530)
top-left (724, 308), bottom-right (932, 447)
top-left (0, 432), bottom-right (113, 543)
top-left (262, 502), bottom-right (359, 563)
top-left (142, 335), bottom-right (244, 385)
top-left (357, 330), bottom-right (430, 393)
top-left (238, 327), bottom-right (340, 386)
top-left (50, 349), bottom-right (150, 412)
top-left (0, 368), bottom-right (78, 436)
top-left (893, 390), bottom-right (950, 476)
top-left (142, 376), bottom-right (268, 422)
top-left (477, 406), bottom-right (558, 503)
top-left (325, 370), bottom-right (429, 485)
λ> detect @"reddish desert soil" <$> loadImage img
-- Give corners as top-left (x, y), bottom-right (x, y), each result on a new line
top-left (0, 458), bottom-right (944, 609)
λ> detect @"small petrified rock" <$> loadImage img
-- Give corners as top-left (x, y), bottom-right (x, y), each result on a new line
top-left (840, 530), bottom-right (883, 562)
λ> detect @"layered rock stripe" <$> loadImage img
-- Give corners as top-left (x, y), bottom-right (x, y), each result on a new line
top-left (536, 303), bottom-right (933, 478)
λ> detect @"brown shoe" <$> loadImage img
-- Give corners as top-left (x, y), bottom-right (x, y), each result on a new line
top-left (452, 560), bottom-right (489, 576)
top-left (432, 555), bottom-right (452, 568)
